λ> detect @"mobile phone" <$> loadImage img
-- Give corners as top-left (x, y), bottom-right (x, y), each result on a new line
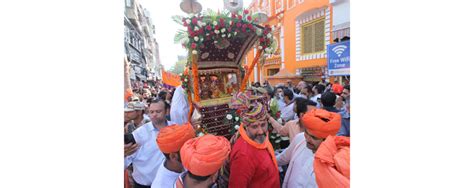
top-left (124, 133), bottom-right (136, 144)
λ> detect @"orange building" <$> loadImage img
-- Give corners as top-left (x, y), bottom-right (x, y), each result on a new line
top-left (245, 0), bottom-right (338, 86)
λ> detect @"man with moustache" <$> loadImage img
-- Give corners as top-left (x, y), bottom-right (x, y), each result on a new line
top-left (228, 93), bottom-right (280, 188)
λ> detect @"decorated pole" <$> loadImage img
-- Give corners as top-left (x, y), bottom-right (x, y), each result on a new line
top-left (192, 54), bottom-right (200, 102)
top-left (240, 49), bottom-right (263, 92)
top-left (182, 66), bottom-right (195, 122)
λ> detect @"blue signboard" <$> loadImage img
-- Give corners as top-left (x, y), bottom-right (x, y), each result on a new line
top-left (327, 41), bottom-right (350, 76)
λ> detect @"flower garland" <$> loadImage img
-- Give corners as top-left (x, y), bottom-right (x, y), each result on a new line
top-left (176, 9), bottom-right (275, 55)
top-left (224, 109), bottom-right (241, 136)
top-left (180, 66), bottom-right (191, 94)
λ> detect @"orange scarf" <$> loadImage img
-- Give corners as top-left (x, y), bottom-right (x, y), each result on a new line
top-left (313, 135), bottom-right (350, 188)
top-left (238, 124), bottom-right (278, 170)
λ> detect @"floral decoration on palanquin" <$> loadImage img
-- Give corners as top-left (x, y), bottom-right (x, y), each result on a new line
top-left (173, 9), bottom-right (276, 56)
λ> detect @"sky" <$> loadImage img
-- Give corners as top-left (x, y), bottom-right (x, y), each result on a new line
top-left (139, 0), bottom-right (253, 70)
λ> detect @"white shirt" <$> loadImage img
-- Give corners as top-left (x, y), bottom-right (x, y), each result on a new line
top-left (281, 102), bottom-right (296, 122)
top-left (293, 93), bottom-right (304, 99)
top-left (310, 94), bottom-right (321, 108)
top-left (170, 86), bottom-right (190, 125)
top-left (277, 98), bottom-right (286, 111)
top-left (124, 121), bottom-right (173, 186)
top-left (277, 133), bottom-right (317, 188)
top-left (151, 160), bottom-right (180, 188)
top-left (143, 114), bottom-right (151, 122)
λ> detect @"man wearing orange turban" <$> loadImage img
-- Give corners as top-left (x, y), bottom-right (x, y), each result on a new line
top-left (151, 123), bottom-right (195, 188)
top-left (174, 134), bottom-right (231, 188)
top-left (301, 108), bottom-right (349, 188)
top-left (301, 108), bottom-right (342, 153)
top-left (227, 96), bottom-right (280, 188)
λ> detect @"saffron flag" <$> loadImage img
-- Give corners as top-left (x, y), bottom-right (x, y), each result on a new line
top-left (161, 70), bottom-right (182, 87)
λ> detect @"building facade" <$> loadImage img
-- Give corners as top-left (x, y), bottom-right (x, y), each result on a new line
top-left (245, 0), bottom-right (349, 85)
top-left (124, 0), bottom-right (162, 89)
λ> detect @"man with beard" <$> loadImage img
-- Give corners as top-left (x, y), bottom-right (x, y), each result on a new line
top-left (228, 99), bottom-right (280, 188)
top-left (124, 99), bottom-right (175, 188)
top-left (300, 85), bottom-right (314, 100)
top-left (311, 84), bottom-right (325, 108)
top-left (151, 122), bottom-right (195, 188)
top-left (293, 81), bottom-right (308, 98)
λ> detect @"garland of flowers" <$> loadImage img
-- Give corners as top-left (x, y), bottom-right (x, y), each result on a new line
top-left (180, 66), bottom-right (193, 95)
top-left (224, 109), bottom-right (241, 136)
top-left (175, 9), bottom-right (275, 55)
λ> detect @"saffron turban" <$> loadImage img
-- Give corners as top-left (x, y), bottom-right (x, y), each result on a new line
top-left (180, 134), bottom-right (231, 177)
top-left (301, 109), bottom-right (341, 139)
top-left (156, 123), bottom-right (195, 154)
top-left (314, 135), bottom-right (350, 188)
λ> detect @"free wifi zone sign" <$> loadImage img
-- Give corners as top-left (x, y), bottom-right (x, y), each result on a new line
top-left (327, 41), bottom-right (350, 76)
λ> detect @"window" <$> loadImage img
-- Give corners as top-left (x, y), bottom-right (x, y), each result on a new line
top-left (302, 18), bottom-right (325, 54)
top-left (126, 0), bottom-right (132, 7)
top-left (267, 68), bottom-right (279, 76)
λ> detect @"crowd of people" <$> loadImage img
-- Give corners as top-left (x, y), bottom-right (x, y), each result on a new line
top-left (124, 58), bottom-right (351, 188)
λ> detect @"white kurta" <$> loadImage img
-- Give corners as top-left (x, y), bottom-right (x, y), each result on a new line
top-left (277, 132), bottom-right (318, 188)
top-left (170, 86), bottom-right (190, 125)
top-left (151, 160), bottom-right (181, 188)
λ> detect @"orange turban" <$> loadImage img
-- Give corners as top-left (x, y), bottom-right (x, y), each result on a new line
top-left (180, 134), bottom-right (231, 177)
top-left (156, 123), bottom-right (195, 154)
top-left (313, 135), bottom-right (350, 188)
top-left (301, 109), bottom-right (341, 138)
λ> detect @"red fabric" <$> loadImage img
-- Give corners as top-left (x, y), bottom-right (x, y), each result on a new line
top-left (228, 137), bottom-right (280, 188)
top-left (332, 83), bottom-right (344, 94)
top-left (238, 124), bottom-right (278, 169)
top-left (314, 135), bottom-right (350, 188)
top-left (124, 170), bottom-right (130, 188)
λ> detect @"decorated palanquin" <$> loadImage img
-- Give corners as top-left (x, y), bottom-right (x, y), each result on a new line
top-left (175, 9), bottom-right (275, 138)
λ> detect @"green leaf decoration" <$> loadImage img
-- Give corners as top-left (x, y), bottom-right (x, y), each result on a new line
top-left (171, 15), bottom-right (184, 25)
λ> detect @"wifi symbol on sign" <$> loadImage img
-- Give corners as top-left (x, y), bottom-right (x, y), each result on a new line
top-left (332, 45), bottom-right (347, 57)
